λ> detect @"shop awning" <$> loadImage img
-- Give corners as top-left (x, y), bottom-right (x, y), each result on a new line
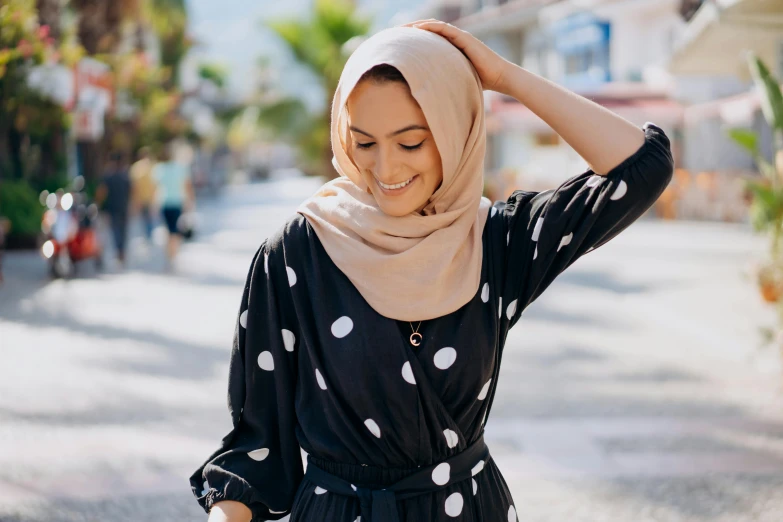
top-left (669, 0), bottom-right (783, 78)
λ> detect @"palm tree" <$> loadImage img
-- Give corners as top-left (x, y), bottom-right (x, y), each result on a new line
top-left (265, 0), bottom-right (370, 178)
top-left (144, 0), bottom-right (190, 87)
top-left (70, 0), bottom-right (140, 55)
top-left (35, 0), bottom-right (61, 40)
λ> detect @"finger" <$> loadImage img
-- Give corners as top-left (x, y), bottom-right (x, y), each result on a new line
top-left (399, 18), bottom-right (439, 27)
top-left (411, 21), bottom-right (466, 46)
top-left (412, 21), bottom-right (461, 37)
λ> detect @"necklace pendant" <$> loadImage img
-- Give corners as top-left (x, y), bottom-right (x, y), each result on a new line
top-left (410, 332), bottom-right (423, 347)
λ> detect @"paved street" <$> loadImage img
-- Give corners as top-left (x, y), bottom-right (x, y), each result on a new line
top-left (1, 177), bottom-right (783, 522)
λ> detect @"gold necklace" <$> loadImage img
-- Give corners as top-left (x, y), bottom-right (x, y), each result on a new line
top-left (409, 321), bottom-right (422, 346)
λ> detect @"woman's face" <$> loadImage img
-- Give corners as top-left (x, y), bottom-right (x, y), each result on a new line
top-left (346, 80), bottom-right (443, 217)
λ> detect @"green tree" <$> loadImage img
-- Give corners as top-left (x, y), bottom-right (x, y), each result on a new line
top-left (264, 0), bottom-right (370, 178)
top-left (0, 0), bottom-right (81, 182)
top-left (144, 0), bottom-right (190, 87)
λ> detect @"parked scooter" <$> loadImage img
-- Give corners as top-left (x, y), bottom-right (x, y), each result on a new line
top-left (40, 178), bottom-right (103, 278)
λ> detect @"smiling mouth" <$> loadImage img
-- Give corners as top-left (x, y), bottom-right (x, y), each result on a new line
top-left (376, 176), bottom-right (416, 191)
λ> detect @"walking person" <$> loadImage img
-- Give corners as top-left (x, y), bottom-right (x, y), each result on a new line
top-left (130, 146), bottom-right (158, 243)
top-left (153, 144), bottom-right (194, 268)
top-left (191, 23), bottom-right (674, 522)
top-left (95, 152), bottom-right (131, 268)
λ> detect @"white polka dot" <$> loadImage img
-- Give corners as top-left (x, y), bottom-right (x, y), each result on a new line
top-left (444, 492), bottom-right (464, 517)
top-left (472, 478), bottom-right (478, 495)
top-left (533, 245), bottom-right (538, 260)
top-left (264, 253), bottom-right (269, 274)
top-left (269, 510), bottom-right (286, 515)
top-left (365, 419), bottom-right (381, 438)
top-left (508, 505), bottom-right (517, 521)
top-left (506, 231), bottom-right (510, 245)
top-left (433, 347), bottom-right (457, 370)
top-left (202, 480), bottom-right (209, 496)
top-left (532, 217), bottom-right (544, 241)
top-left (506, 299), bottom-right (518, 320)
top-left (558, 232), bottom-right (573, 252)
top-left (281, 329), bottom-right (295, 352)
top-left (315, 368), bottom-right (327, 390)
top-left (491, 206), bottom-right (498, 217)
top-left (431, 462), bottom-right (450, 485)
top-left (401, 361), bottom-right (416, 385)
top-left (351, 484), bottom-right (357, 491)
top-left (478, 379), bottom-right (492, 400)
top-left (498, 297), bottom-right (502, 319)
top-left (610, 180), bottom-right (628, 200)
top-left (585, 175), bottom-right (604, 187)
top-left (248, 448), bottom-right (269, 461)
top-left (239, 310), bottom-right (248, 329)
top-left (286, 266), bottom-right (297, 286)
top-left (314, 486), bottom-right (327, 495)
top-left (471, 460), bottom-right (485, 476)
top-left (257, 351), bottom-right (274, 371)
top-left (443, 429), bottom-right (459, 449)
top-left (331, 316), bottom-right (354, 338)
top-left (480, 282), bottom-right (489, 303)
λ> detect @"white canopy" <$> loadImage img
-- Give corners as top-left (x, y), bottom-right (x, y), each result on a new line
top-left (669, 0), bottom-right (783, 78)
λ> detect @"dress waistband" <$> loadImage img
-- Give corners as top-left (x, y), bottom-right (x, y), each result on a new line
top-left (304, 436), bottom-right (490, 522)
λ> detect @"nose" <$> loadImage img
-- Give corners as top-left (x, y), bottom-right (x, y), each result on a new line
top-left (372, 149), bottom-right (402, 184)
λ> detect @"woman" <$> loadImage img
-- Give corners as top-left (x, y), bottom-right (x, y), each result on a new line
top-left (191, 22), bottom-right (673, 522)
top-left (153, 144), bottom-right (194, 267)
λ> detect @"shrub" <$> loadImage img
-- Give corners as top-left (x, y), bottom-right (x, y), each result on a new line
top-left (0, 179), bottom-right (43, 239)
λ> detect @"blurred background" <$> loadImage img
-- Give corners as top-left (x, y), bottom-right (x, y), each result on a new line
top-left (2, 0), bottom-right (783, 520)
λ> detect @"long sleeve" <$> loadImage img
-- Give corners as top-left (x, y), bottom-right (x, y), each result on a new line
top-left (497, 122), bottom-right (674, 330)
top-left (190, 240), bottom-right (303, 520)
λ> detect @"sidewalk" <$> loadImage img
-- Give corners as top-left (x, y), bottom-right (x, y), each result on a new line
top-left (1, 178), bottom-right (782, 521)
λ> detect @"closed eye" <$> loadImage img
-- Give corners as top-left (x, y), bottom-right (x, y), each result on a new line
top-left (355, 140), bottom-right (426, 151)
top-left (401, 140), bottom-right (425, 151)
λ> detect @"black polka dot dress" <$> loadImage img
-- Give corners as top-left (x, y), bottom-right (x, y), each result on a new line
top-left (190, 123), bottom-right (674, 521)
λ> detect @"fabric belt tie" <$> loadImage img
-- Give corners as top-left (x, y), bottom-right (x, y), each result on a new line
top-left (304, 436), bottom-right (490, 522)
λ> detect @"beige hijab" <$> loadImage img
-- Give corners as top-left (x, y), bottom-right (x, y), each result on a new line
top-left (297, 27), bottom-right (491, 321)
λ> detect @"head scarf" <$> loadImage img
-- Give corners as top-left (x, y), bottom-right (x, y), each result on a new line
top-left (297, 27), bottom-right (491, 321)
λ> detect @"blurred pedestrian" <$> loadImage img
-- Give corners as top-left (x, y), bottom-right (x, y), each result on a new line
top-left (95, 152), bottom-right (131, 267)
top-left (130, 146), bottom-right (158, 242)
top-left (153, 144), bottom-right (195, 268)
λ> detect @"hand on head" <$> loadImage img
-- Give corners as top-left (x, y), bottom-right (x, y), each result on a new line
top-left (400, 19), bottom-right (512, 94)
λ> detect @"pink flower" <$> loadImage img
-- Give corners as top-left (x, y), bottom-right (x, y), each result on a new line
top-left (17, 39), bottom-right (33, 58)
top-left (38, 25), bottom-right (50, 39)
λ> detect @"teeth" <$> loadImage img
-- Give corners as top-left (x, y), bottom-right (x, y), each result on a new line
top-left (378, 177), bottom-right (414, 190)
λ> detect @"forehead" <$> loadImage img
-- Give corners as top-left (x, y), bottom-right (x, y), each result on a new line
top-left (346, 81), bottom-right (428, 130)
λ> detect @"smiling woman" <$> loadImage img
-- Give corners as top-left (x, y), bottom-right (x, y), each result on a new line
top-left (345, 64), bottom-right (444, 217)
top-left (191, 24), bottom-right (674, 522)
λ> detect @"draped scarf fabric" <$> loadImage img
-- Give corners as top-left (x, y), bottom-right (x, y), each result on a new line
top-left (297, 27), bottom-right (491, 321)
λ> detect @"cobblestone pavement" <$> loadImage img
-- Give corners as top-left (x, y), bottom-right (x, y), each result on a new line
top-left (1, 178), bottom-right (782, 521)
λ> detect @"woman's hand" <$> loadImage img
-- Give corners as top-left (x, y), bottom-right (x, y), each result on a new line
top-left (400, 19), bottom-right (514, 94)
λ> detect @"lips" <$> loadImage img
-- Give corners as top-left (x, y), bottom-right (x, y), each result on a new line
top-left (374, 174), bottom-right (420, 197)
top-left (377, 176), bottom-right (414, 190)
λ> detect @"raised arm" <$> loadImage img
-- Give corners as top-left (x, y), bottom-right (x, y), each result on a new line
top-left (404, 19), bottom-right (645, 174)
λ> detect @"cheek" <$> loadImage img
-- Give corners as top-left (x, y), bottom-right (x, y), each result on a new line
top-left (418, 148), bottom-right (442, 184)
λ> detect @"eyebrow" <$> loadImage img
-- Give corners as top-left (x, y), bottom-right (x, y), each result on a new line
top-left (348, 124), bottom-right (428, 139)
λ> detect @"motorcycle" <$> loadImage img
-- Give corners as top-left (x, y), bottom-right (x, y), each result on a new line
top-left (40, 179), bottom-right (103, 278)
